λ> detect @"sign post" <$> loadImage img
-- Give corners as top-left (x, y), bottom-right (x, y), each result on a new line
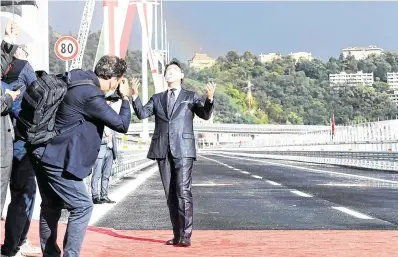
top-left (54, 36), bottom-right (79, 71)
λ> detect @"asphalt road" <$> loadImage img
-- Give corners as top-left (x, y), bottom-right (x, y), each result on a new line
top-left (94, 153), bottom-right (398, 230)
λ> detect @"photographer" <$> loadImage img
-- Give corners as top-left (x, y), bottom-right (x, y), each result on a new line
top-left (1, 20), bottom-right (20, 221)
top-left (28, 56), bottom-right (138, 257)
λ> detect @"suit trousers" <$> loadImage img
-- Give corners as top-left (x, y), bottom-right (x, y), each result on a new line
top-left (157, 150), bottom-right (194, 239)
top-left (91, 148), bottom-right (113, 198)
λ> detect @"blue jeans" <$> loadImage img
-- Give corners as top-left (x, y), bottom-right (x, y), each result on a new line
top-left (29, 153), bottom-right (93, 257)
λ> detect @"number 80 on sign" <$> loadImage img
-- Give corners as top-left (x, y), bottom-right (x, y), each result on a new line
top-left (54, 36), bottom-right (79, 61)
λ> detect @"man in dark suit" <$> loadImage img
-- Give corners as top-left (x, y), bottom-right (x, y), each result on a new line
top-left (132, 60), bottom-right (216, 247)
top-left (27, 56), bottom-right (138, 257)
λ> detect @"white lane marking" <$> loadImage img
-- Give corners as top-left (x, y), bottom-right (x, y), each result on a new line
top-left (266, 180), bottom-right (281, 186)
top-left (332, 207), bottom-right (374, 220)
top-left (199, 154), bottom-right (250, 176)
top-left (318, 183), bottom-right (369, 187)
top-left (193, 183), bottom-right (233, 187)
top-left (199, 154), bottom-right (227, 166)
top-left (206, 153), bottom-right (398, 185)
top-left (290, 190), bottom-right (313, 198)
top-left (89, 166), bottom-right (158, 226)
top-left (251, 175), bottom-right (263, 179)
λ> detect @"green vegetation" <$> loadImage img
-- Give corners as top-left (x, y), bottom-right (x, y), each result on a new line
top-left (49, 28), bottom-right (397, 125)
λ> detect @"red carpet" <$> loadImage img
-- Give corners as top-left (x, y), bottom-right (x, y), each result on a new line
top-left (1, 221), bottom-right (398, 256)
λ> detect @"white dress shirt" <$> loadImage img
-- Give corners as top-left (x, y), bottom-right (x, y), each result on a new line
top-left (168, 85), bottom-right (182, 100)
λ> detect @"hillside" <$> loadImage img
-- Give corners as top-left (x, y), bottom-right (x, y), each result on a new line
top-left (48, 28), bottom-right (397, 125)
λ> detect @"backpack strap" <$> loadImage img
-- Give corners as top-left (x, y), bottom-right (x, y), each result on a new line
top-left (60, 71), bottom-right (97, 89)
top-left (69, 80), bottom-right (97, 89)
top-left (55, 118), bottom-right (85, 136)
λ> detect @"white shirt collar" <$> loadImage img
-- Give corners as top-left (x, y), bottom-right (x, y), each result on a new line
top-left (167, 85), bottom-right (182, 93)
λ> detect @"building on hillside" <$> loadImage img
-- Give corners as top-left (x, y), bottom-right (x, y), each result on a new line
top-left (387, 72), bottom-right (398, 104)
top-left (329, 71), bottom-right (374, 87)
top-left (288, 52), bottom-right (313, 62)
top-left (188, 53), bottom-right (216, 70)
top-left (341, 46), bottom-right (383, 60)
top-left (259, 53), bottom-right (281, 63)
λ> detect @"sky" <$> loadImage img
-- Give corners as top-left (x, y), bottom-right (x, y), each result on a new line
top-left (48, 1), bottom-right (398, 63)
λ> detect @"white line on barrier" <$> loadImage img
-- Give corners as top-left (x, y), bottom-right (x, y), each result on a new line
top-left (266, 180), bottom-right (281, 186)
top-left (291, 190), bottom-right (312, 198)
top-left (89, 166), bottom-right (158, 226)
top-left (332, 206), bottom-right (373, 220)
top-left (206, 153), bottom-right (398, 185)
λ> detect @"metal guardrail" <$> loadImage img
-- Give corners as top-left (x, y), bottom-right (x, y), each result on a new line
top-left (83, 150), bottom-right (155, 194)
top-left (127, 123), bottom-right (328, 134)
top-left (203, 150), bottom-right (398, 172)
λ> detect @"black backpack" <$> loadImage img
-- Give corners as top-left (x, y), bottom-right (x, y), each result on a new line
top-left (16, 70), bottom-right (95, 145)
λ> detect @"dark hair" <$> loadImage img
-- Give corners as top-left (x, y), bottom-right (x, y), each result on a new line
top-left (94, 55), bottom-right (127, 80)
top-left (164, 59), bottom-right (184, 83)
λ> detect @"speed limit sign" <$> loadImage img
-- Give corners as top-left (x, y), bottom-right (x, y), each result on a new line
top-left (54, 36), bottom-right (79, 61)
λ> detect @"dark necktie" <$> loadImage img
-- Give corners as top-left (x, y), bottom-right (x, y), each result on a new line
top-left (167, 88), bottom-right (177, 117)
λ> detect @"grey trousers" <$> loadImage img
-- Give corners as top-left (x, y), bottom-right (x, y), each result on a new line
top-left (0, 165), bottom-right (12, 215)
top-left (91, 149), bottom-right (113, 198)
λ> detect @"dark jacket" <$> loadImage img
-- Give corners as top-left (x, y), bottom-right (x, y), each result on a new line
top-left (2, 59), bottom-right (37, 160)
top-left (37, 69), bottom-right (131, 179)
top-left (132, 87), bottom-right (213, 160)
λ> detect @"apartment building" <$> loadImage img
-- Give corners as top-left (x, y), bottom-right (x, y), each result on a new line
top-left (341, 46), bottom-right (383, 60)
top-left (329, 71), bottom-right (374, 87)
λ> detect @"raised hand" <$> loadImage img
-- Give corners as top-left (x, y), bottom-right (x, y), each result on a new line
top-left (206, 82), bottom-right (216, 101)
top-left (131, 77), bottom-right (140, 97)
top-left (5, 21), bottom-right (20, 41)
top-left (5, 89), bottom-right (20, 101)
top-left (118, 78), bottom-right (130, 97)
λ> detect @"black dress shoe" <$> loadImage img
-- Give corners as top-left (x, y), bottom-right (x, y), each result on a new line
top-left (101, 196), bottom-right (116, 204)
top-left (178, 237), bottom-right (191, 247)
top-left (92, 197), bottom-right (103, 204)
top-left (165, 237), bottom-right (180, 245)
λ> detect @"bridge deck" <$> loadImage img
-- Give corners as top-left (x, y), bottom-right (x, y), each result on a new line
top-left (4, 220), bottom-right (397, 257)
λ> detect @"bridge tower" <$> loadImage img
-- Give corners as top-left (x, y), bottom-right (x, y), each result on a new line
top-left (70, 0), bottom-right (96, 70)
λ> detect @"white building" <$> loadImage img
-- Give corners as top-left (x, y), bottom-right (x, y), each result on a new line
top-left (386, 72), bottom-right (398, 104)
top-left (259, 53), bottom-right (281, 63)
top-left (329, 71), bottom-right (374, 87)
top-left (188, 53), bottom-right (216, 70)
top-left (341, 46), bottom-right (383, 60)
top-left (288, 52), bottom-right (313, 62)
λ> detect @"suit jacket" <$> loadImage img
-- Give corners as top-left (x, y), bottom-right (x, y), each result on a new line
top-left (132, 87), bottom-right (214, 160)
top-left (37, 69), bottom-right (131, 179)
top-left (111, 130), bottom-right (117, 160)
